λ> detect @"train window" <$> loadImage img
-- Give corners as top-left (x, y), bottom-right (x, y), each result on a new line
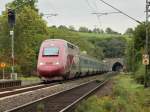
top-left (43, 47), bottom-right (59, 56)
top-left (67, 43), bottom-right (74, 49)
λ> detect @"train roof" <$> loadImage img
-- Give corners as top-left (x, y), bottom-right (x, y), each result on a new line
top-left (42, 39), bottom-right (107, 65)
top-left (80, 53), bottom-right (102, 63)
top-left (43, 39), bottom-right (67, 43)
top-left (43, 39), bottom-right (78, 48)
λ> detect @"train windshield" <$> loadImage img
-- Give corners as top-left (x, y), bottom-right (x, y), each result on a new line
top-left (43, 47), bottom-right (59, 56)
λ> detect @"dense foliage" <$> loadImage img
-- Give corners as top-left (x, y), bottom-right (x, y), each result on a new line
top-left (88, 37), bottom-right (126, 58)
top-left (0, 0), bottom-right (48, 75)
top-left (125, 22), bottom-right (150, 86)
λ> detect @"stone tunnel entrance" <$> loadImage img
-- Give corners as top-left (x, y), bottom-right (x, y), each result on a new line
top-left (112, 62), bottom-right (123, 71)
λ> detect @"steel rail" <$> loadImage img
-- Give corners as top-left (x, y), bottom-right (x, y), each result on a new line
top-left (6, 78), bottom-right (110, 112)
top-left (0, 83), bottom-right (57, 98)
top-left (0, 83), bottom-right (40, 92)
top-left (59, 79), bottom-right (109, 112)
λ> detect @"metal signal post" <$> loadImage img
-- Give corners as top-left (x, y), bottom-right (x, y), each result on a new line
top-left (8, 8), bottom-right (16, 79)
top-left (10, 30), bottom-right (15, 74)
top-left (145, 0), bottom-right (150, 87)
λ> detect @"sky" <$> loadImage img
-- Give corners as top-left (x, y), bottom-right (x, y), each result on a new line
top-left (0, 0), bottom-right (145, 33)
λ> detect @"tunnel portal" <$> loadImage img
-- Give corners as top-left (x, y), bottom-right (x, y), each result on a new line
top-left (112, 62), bottom-right (123, 71)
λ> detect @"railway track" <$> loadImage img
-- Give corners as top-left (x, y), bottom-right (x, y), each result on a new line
top-left (0, 73), bottom-right (112, 98)
top-left (0, 83), bottom-right (57, 98)
top-left (0, 83), bottom-right (40, 92)
top-left (6, 79), bottom-right (109, 112)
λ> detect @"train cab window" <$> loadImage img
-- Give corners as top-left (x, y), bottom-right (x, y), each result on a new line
top-left (67, 43), bottom-right (74, 49)
top-left (43, 47), bottom-right (59, 56)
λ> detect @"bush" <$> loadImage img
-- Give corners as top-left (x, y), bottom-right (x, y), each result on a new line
top-left (134, 64), bottom-right (145, 84)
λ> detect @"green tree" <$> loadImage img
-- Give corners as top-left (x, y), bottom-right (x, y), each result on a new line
top-left (15, 6), bottom-right (48, 75)
top-left (11, 0), bottom-right (38, 11)
top-left (93, 28), bottom-right (101, 34)
top-left (68, 25), bottom-right (76, 31)
top-left (105, 27), bottom-right (120, 34)
top-left (95, 38), bottom-right (126, 58)
top-left (79, 26), bottom-right (89, 32)
top-left (100, 29), bottom-right (104, 34)
top-left (133, 22), bottom-right (150, 86)
top-left (0, 2), bottom-right (48, 75)
top-left (134, 23), bottom-right (148, 51)
top-left (58, 25), bottom-right (68, 30)
top-left (124, 28), bottom-right (134, 35)
top-left (105, 27), bottom-right (113, 34)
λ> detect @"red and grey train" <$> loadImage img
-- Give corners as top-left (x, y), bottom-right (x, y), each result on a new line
top-left (37, 39), bottom-right (109, 81)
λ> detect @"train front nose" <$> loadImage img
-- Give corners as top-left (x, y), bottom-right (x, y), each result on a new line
top-left (37, 62), bottom-right (64, 77)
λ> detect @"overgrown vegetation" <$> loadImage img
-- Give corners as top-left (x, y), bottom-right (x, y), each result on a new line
top-left (75, 75), bottom-right (150, 112)
top-left (126, 22), bottom-right (150, 86)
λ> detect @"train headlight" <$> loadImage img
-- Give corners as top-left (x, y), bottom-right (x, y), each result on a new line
top-left (39, 62), bottom-right (45, 65)
top-left (54, 61), bottom-right (60, 65)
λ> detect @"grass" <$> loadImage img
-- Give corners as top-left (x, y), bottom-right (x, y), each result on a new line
top-left (75, 75), bottom-right (150, 112)
top-left (18, 76), bottom-right (41, 85)
top-left (18, 76), bottom-right (40, 81)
